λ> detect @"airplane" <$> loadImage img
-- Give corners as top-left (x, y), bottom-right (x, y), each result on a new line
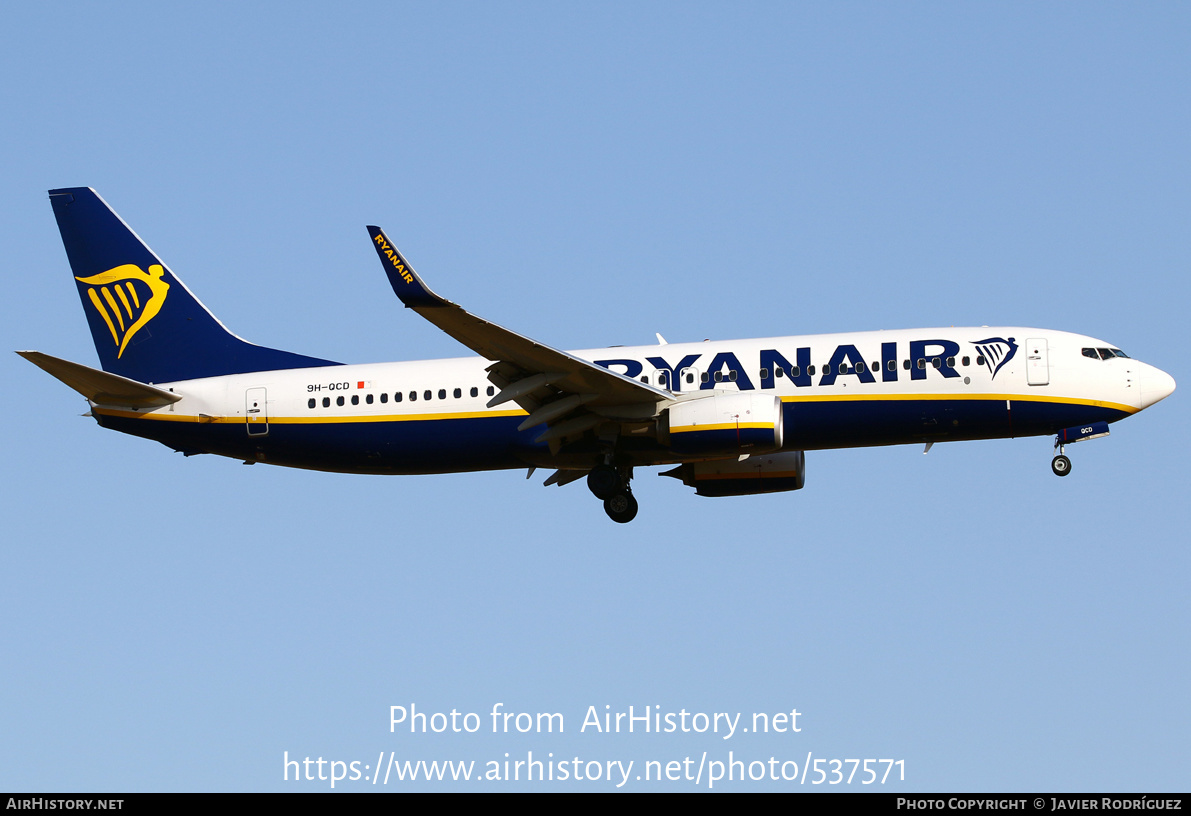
top-left (20, 187), bottom-right (1176, 523)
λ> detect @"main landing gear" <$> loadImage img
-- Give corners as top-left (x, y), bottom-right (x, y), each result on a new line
top-left (588, 463), bottom-right (638, 523)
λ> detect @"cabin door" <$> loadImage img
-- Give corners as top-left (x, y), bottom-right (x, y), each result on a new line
top-left (1025, 338), bottom-right (1049, 386)
top-left (246, 387), bottom-right (269, 436)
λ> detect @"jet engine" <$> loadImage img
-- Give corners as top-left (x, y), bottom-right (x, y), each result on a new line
top-left (661, 451), bottom-right (806, 497)
top-left (659, 393), bottom-right (784, 457)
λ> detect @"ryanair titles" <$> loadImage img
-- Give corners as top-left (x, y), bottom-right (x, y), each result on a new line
top-left (594, 337), bottom-right (1018, 392)
top-left (372, 232), bottom-right (415, 285)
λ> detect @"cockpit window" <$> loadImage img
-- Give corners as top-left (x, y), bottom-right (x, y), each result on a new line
top-left (1084, 347), bottom-right (1130, 361)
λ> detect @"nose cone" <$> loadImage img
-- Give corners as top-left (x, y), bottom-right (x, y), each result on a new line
top-left (1140, 363), bottom-right (1176, 409)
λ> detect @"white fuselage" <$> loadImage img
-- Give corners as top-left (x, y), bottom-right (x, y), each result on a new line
top-left (89, 326), bottom-right (1173, 475)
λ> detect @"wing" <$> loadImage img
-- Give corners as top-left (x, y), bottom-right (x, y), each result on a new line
top-left (366, 226), bottom-right (672, 444)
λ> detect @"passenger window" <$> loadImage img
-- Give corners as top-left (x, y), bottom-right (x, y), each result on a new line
top-left (808, 365), bottom-right (816, 376)
top-left (351, 395), bottom-right (359, 405)
top-left (976, 356), bottom-right (985, 366)
top-left (903, 360), bottom-right (911, 370)
top-left (932, 357), bottom-right (941, 369)
top-left (640, 376), bottom-right (648, 383)
top-left (714, 371), bottom-right (723, 382)
top-left (453, 388), bottom-right (461, 399)
top-left (686, 373), bottom-right (695, 383)
top-left (946, 356), bottom-right (955, 367)
top-left (701, 372), bottom-right (709, 383)
top-left (438, 389), bottom-right (446, 400)
top-left (729, 370), bottom-right (738, 381)
top-left (381, 393), bottom-right (388, 404)
top-left (308, 398), bottom-right (316, 409)
top-left (423, 390), bottom-right (431, 400)
top-left (337, 396), bottom-right (345, 406)
top-left (366, 394), bottom-right (374, 404)
top-left (917, 359), bottom-right (926, 369)
top-left (470, 387), bottom-right (478, 397)
top-left (409, 391), bottom-right (417, 401)
top-left (887, 360), bottom-right (896, 372)
top-left (839, 363), bottom-right (847, 374)
top-left (322, 397), bottom-right (330, 408)
top-left (486, 386), bottom-right (495, 396)
top-left (395, 392), bottom-right (402, 402)
top-left (792, 366), bottom-right (800, 377)
top-left (961, 356), bottom-right (970, 366)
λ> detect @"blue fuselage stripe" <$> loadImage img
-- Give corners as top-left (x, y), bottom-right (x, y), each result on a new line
top-left (95, 396), bottom-right (1130, 474)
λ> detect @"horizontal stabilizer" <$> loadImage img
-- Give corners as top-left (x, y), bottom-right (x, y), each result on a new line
top-left (17, 350), bottom-right (182, 407)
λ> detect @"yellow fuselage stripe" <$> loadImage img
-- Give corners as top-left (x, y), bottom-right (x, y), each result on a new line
top-left (93, 407), bottom-right (527, 424)
top-left (778, 392), bottom-right (1137, 414)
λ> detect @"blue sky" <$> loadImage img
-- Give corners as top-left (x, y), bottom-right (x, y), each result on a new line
top-left (2, 2), bottom-right (1188, 791)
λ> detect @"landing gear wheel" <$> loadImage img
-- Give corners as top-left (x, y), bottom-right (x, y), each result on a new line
top-left (604, 491), bottom-right (639, 523)
top-left (587, 464), bottom-right (622, 500)
top-left (1051, 455), bottom-right (1072, 477)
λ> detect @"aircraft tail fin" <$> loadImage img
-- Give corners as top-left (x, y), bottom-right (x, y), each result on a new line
top-left (48, 187), bottom-right (338, 383)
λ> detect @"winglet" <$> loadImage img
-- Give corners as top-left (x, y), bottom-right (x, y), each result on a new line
top-left (366, 226), bottom-right (449, 309)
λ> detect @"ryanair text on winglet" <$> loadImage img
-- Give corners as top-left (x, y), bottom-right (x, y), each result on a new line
top-left (374, 233), bottom-right (414, 284)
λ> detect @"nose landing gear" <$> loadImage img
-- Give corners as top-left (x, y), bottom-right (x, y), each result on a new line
top-left (1050, 421), bottom-right (1111, 477)
top-left (1048, 419), bottom-right (1110, 476)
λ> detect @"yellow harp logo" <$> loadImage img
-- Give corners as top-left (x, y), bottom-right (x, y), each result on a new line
top-left (75, 264), bottom-right (170, 358)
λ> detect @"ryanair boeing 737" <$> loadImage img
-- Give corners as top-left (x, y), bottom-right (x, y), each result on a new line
top-left (20, 188), bottom-right (1176, 523)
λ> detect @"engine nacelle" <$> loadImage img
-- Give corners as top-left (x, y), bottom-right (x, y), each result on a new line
top-left (661, 451), bottom-right (806, 497)
top-left (660, 393), bottom-right (784, 457)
